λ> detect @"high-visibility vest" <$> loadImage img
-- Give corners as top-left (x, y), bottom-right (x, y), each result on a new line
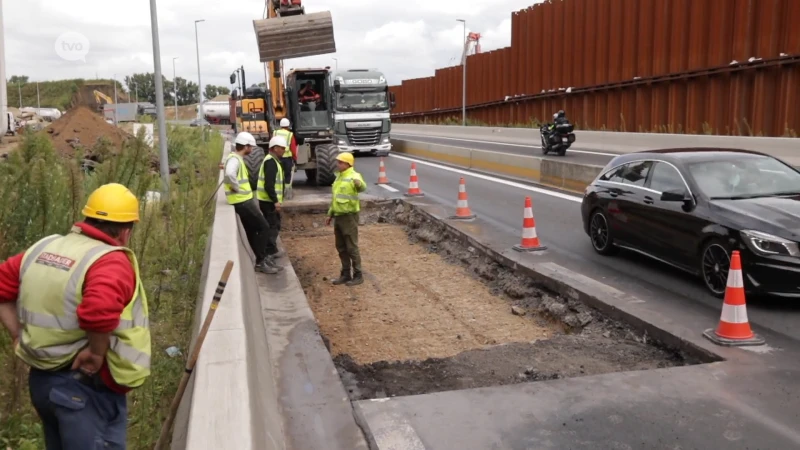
top-left (328, 167), bottom-right (366, 216)
top-left (223, 153), bottom-right (253, 204)
top-left (256, 155), bottom-right (285, 203)
top-left (273, 129), bottom-right (294, 158)
top-left (15, 228), bottom-right (151, 389)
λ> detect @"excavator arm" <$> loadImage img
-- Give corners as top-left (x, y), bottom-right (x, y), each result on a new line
top-left (253, 1), bottom-right (336, 62)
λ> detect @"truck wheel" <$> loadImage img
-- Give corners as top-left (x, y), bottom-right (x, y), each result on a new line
top-left (315, 144), bottom-right (338, 186)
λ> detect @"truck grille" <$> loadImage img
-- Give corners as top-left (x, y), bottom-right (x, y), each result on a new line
top-left (346, 128), bottom-right (381, 146)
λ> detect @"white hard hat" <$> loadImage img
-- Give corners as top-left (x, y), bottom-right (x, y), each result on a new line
top-left (268, 135), bottom-right (287, 149)
top-left (553, 113), bottom-right (559, 119)
top-left (234, 132), bottom-right (256, 146)
top-left (280, 118), bottom-right (290, 127)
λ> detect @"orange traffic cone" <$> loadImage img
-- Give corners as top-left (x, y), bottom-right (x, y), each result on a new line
top-left (404, 162), bottom-right (424, 197)
top-left (703, 251), bottom-right (764, 346)
top-left (376, 157), bottom-right (389, 184)
top-left (512, 197), bottom-right (546, 252)
top-left (449, 177), bottom-right (476, 220)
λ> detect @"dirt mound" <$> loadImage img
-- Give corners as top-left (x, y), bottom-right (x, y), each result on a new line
top-left (46, 106), bottom-right (131, 156)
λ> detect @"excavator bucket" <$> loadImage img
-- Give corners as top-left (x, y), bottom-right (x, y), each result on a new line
top-left (253, 11), bottom-right (336, 62)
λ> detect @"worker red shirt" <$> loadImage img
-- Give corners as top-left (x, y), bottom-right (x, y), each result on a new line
top-left (290, 134), bottom-right (298, 161)
top-left (0, 222), bottom-right (137, 394)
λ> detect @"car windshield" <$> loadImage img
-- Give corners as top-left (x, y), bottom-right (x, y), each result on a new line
top-left (336, 92), bottom-right (388, 111)
top-left (689, 155), bottom-right (800, 199)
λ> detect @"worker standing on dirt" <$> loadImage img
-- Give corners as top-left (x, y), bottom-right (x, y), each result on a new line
top-left (225, 132), bottom-right (281, 274)
top-left (0, 183), bottom-right (150, 449)
top-left (257, 135), bottom-right (288, 260)
top-left (325, 153), bottom-right (367, 286)
top-left (273, 118), bottom-right (297, 185)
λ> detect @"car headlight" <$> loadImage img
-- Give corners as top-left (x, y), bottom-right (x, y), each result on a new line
top-left (740, 230), bottom-right (800, 257)
top-left (337, 140), bottom-right (346, 145)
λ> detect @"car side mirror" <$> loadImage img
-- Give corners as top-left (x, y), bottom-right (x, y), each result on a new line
top-left (230, 73), bottom-right (236, 84)
top-left (661, 189), bottom-right (691, 203)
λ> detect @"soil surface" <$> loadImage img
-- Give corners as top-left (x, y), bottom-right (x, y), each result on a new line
top-left (46, 106), bottom-right (131, 156)
top-left (285, 214), bottom-right (559, 364)
top-left (285, 207), bottom-right (699, 400)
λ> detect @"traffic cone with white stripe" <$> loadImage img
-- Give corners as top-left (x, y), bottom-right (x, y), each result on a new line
top-left (404, 162), bottom-right (424, 197)
top-left (703, 251), bottom-right (764, 346)
top-left (449, 177), bottom-right (476, 220)
top-left (512, 197), bottom-right (547, 252)
top-left (376, 157), bottom-right (389, 184)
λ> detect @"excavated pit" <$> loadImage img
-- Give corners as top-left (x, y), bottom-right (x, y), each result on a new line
top-left (283, 203), bottom-right (708, 401)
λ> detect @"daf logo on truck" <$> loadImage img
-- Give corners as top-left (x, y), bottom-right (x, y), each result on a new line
top-left (344, 79), bottom-right (378, 85)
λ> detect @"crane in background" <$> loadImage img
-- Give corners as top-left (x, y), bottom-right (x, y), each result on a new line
top-left (461, 32), bottom-right (482, 65)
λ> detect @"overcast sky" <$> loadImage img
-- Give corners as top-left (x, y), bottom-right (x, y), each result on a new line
top-left (4, 0), bottom-right (540, 91)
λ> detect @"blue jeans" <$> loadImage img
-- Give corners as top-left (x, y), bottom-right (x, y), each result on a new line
top-left (28, 369), bottom-right (128, 450)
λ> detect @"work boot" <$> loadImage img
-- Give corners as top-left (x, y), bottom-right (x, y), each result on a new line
top-left (269, 249), bottom-right (287, 259)
top-left (255, 260), bottom-right (279, 274)
top-left (346, 271), bottom-right (364, 287)
top-left (331, 270), bottom-right (351, 286)
top-left (265, 256), bottom-right (285, 271)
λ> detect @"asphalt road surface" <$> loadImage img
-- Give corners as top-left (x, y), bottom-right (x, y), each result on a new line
top-left (392, 132), bottom-right (617, 167)
top-left (295, 153), bottom-right (800, 344)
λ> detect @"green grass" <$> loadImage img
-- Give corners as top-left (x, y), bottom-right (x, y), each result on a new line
top-left (0, 125), bottom-right (222, 449)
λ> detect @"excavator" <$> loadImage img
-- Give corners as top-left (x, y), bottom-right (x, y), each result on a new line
top-left (232, 0), bottom-right (338, 185)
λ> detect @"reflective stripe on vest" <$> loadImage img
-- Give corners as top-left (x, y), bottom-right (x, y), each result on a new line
top-left (257, 154), bottom-right (285, 203)
top-left (224, 153), bottom-right (253, 204)
top-left (16, 230), bottom-right (151, 388)
top-left (274, 129), bottom-right (293, 158)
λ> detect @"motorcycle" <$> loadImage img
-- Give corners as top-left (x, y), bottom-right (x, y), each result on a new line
top-left (540, 122), bottom-right (576, 156)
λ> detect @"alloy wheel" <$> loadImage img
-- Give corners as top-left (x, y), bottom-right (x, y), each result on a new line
top-left (702, 244), bottom-right (730, 296)
top-left (590, 212), bottom-right (610, 251)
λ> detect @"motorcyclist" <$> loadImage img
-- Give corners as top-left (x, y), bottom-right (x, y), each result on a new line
top-left (545, 110), bottom-right (570, 145)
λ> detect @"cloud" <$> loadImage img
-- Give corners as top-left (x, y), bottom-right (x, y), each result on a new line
top-left (4, 0), bottom-right (540, 90)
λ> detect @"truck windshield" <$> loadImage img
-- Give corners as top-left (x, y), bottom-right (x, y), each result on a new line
top-left (336, 91), bottom-right (388, 112)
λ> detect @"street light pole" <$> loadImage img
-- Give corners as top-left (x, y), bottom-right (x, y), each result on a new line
top-left (150, 0), bottom-right (171, 197)
top-left (332, 57), bottom-right (338, 70)
top-left (194, 19), bottom-right (205, 121)
top-left (457, 19), bottom-right (466, 127)
top-left (18, 81), bottom-right (22, 108)
top-left (113, 73), bottom-right (118, 124)
top-left (172, 57), bottom-right (179, 121)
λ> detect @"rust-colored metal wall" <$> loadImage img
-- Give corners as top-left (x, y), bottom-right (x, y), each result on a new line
top-left (389, 0), bottom-right (800, 136)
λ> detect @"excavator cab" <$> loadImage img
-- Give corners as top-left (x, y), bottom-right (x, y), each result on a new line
top-left (273, 0), bottom-right (304, 16)
top-left (286, 69), bottom-right (331, 136)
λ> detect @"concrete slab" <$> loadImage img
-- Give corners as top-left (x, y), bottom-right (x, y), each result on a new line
top-left (355, 363), bottom-right (800, 449)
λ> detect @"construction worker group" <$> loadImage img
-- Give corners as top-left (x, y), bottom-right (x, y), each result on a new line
top-left (225, 120), bottom-right (366, 285)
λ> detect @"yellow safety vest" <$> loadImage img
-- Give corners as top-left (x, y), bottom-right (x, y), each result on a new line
top-left (273, 129), bottom-right (294, 158)
top-left (257, 155), bottom-right (285, 203)
top-left (16, 228), bottom-right (151, 389)
top-left (224, 153), bottom-right (253, 205)
top-left (328, 167), bottom-right (366, 216)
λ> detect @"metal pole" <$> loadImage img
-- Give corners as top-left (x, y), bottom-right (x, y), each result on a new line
top-left (456, 19), bottom-right (466, 126)
top-left (0, 0), bottom-right (6, 137)
top-left (18, 81), bottom-right (22, 108)
top-left (333, 58), bottom-right (338, 70)
top-left (194, 19), bottom-right (205, 121)
top-left (150, 0), bottom-right (171, 197)
top-left (113, 74), bottom-right (118, 124)
top-left (36, 82), bottom-right (40, 115)
top-left (173, 57), bottom-right (178, 121)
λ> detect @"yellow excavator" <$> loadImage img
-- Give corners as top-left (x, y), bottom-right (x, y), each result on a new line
top-left (93, 90), bottom-right (114, 110)
top-left (233, 0), bottom-right (335, 146)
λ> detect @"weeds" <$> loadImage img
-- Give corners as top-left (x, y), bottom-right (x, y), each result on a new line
top-left (0, 125), bottom-right (222, 449)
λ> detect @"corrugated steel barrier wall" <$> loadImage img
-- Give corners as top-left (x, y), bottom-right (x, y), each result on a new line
top-left (390, 0), bottom-right (800, 136)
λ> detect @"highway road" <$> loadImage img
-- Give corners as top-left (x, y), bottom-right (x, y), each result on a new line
top-left (392, 132), bottom-right (617, 167)
top-left (300, 153), bottom-right (800, 343)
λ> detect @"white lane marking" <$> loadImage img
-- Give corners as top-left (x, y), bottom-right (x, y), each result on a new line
top-left (393, 133), bottom-right (620, 157)
top-left (378, 184), bottom-right (399, 193)
top-left (388, 154), bottom-right (583, 203)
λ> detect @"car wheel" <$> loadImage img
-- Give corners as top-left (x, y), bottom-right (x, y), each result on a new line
top-left (700, 240), bottom-right (731, 298)
top-left (589, 210), bottom-right (617, 255)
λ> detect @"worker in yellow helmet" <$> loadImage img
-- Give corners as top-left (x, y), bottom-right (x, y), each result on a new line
top-left (0, 183), bottom-right (150, 449)
top-left (325, 152), bottom-right (367, 286)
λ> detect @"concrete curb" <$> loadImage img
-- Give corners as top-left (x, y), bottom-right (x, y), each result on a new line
top-left (391, 139), bottom-right (602, 193)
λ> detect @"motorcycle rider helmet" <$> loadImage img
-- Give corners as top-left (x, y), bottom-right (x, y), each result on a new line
top-left (553, 113), bottom-right (559, 120)
top-left (557, 110), bottom-right (566, 118)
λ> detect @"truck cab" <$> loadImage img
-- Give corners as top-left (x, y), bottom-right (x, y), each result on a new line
top-left (329, 69), bottom-right (394, 156)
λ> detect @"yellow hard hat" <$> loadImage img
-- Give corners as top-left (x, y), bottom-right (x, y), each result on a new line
top-left (336, 152), bottom-right (354, 166)
top-left (82, 183), bottom-right (140, 223)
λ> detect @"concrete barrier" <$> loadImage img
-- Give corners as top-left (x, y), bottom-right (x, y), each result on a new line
top-left (392, 138), bottom-right (602, 193)
top-left (172, 141), bottom-right (284, 450)
top-left (394, 124), bottom-right (800, 164)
